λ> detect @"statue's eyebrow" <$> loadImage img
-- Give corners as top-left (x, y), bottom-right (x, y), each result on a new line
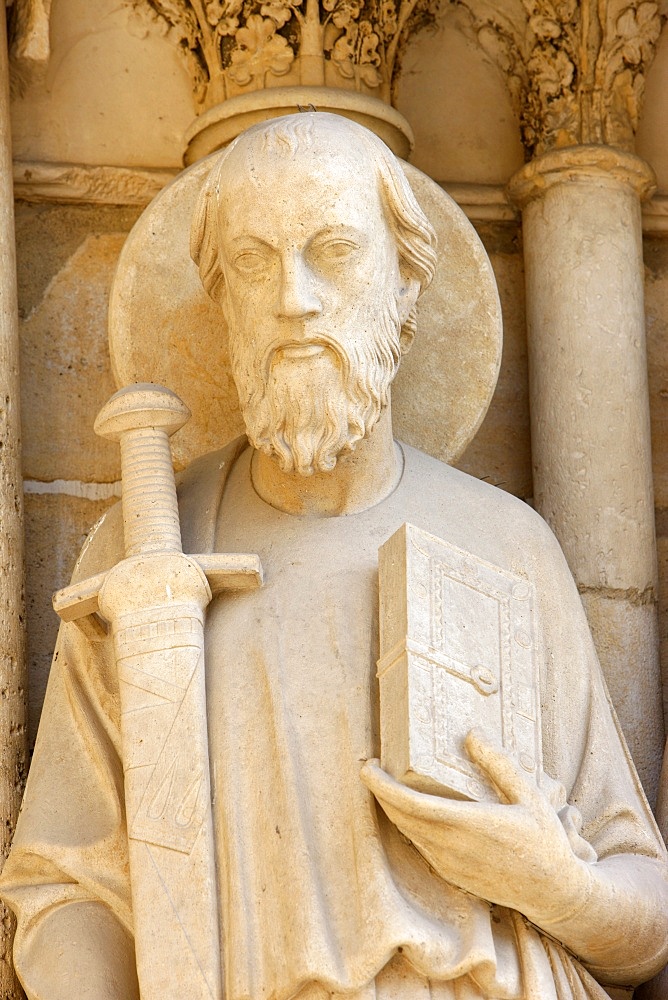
top-left (224, 225), bottom-right (367, 255)
top-left (225, 234), bottom-right (276, 253)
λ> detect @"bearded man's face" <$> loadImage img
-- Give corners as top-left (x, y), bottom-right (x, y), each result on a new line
top-left (214, 144), bottom-right (412, 476)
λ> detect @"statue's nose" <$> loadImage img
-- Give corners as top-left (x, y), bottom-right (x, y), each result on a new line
top-left (276, 252), bottom-right (323, 319)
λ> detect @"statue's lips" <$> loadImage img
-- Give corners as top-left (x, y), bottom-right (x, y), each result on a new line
top-left (274, 343), bottom-right (328, 360)
top-left (264, 338), bottom-right (348, 378)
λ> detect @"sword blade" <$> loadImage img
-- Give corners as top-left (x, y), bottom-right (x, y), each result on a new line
top-left (113, 598), bottom-right (221, 1000)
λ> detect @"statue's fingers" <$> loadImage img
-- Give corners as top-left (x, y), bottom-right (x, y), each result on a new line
top-left (464, 729), bottom-right (541, 808)
top-left (360, 760), bottom-right (481, 826)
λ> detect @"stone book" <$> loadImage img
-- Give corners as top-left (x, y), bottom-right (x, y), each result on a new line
top-left (377, 523), bottom-right (542, 802)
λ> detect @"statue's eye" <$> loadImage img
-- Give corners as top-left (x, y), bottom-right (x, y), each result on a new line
top-left (232, 251), bottom-right (269, 275)
top-left (315, 240), bottom-right (359, 263)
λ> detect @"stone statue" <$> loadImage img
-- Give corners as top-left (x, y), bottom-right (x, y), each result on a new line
top-left (2, 112), bottom-right (667, 1000)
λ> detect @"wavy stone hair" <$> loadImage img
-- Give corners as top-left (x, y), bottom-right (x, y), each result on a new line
top-left (190, 113), bottom-right (438, 350)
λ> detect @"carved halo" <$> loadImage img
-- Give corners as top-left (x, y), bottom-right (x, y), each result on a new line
top-left (108, 150), bottom-right (502, 470)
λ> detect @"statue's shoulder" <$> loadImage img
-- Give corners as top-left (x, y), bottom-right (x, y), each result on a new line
top-left (71, 437), bottom-right (247, 583)
top-left (400, 442), bottom-right (558, 554)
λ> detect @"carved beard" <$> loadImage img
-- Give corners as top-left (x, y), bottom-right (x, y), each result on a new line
top-left (230, 296), bottom-right (403, 477)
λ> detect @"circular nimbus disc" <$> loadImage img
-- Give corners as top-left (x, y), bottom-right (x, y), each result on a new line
top-left (109, 155), bottom-right (502, 471)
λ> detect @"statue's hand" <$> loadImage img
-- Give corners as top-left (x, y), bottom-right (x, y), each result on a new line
top-left (361, 730), bottom-right (596, 931)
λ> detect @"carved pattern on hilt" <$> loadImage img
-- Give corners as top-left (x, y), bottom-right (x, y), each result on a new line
top-left (94, 383), bottom-right (189, 557)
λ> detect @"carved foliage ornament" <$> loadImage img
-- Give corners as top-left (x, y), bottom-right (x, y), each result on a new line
top-left (126, 0), bottom-right (436, 107)
top-left (452, 0), bottom-right (665, 157)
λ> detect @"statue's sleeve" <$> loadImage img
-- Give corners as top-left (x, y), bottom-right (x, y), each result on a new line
top-left (0, 503), bottom-right (140, 1000)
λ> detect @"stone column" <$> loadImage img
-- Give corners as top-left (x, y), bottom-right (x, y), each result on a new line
top-left (0, 9), bottom-right (28, 1000)
top-left (508, 145), bottom-right (663, 802)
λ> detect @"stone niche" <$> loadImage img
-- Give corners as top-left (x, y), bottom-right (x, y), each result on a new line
top-left (9, 0), bottom-right (668, 780)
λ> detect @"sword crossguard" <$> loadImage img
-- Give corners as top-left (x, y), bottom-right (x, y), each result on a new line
top-left (54, 383), bottom-right (263, 638)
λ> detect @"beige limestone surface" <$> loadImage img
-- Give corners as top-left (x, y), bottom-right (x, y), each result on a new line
top-left (10, 0), bottom-right (194, 169)
top-left (20, 233), bottom-right (125, 483)
top-left (15, 202), bottom-right (141, 484)
top-left (394, 5), bottom-right (524, 184)
top-left (3, 113), bottom-right (668, 1000)
top-left (456, 240), bottom-right (530, 498)
top-left (645, 237), bottom-right (668, 512)
top-left (0, 13), bottom-right (27, 998)
top-left (636, 22), bottom-right (668, 197)
top-left (5, 0), bottom-right (523, 188)
top-left (23, 491), bottom-right (115, 743)
top-left (377, 522), bottom-right (543, 802)
top-left (10, 0), bottom-right (668, 199)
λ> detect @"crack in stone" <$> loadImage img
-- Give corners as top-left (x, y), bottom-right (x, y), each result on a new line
top-left (577, 584), bottom-right (657, 607)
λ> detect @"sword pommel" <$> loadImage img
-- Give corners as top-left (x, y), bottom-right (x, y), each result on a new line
top-left (95, 384), bottom-right (190, 558)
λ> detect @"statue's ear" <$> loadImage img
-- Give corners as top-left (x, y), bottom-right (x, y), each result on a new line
top-left (397, 276), bottom-right (420, 354)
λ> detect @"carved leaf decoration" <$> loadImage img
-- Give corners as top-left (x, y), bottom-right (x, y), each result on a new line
top-left (205, 0), bottom-right (225, 24)
top-left (359, 62), bottom-right (382, 84)
top-left (453, 0), bottom-right (665, 157)
top-left (616, 2), bottom-right (661, 65)
top-left (331, 28), bottom-right (357, 72)
top-left (540, 93), bottom-right (579, 144)
top-left (127, 0), bottom-right (441, 102)
top-left (228, 13), bottom-right (295, 83)
top-left (359, 27), bottom-right (380, 66)
top-left (476, 24), bottom-right (516, 75)
top-left (216, 15), bottom-right (241, 34)
top-left (260, 0), bottom-right (295, 28)
top-left (328, 0), bottom-right (363, 30)
top-left (379, 0), bottom-right (397, 37)
top-left (529, 14), bottom-right (561, 40)
top-left (527, 46), bottom-right (574, 97)
top-left (553, 0), bottom-right (577, 19)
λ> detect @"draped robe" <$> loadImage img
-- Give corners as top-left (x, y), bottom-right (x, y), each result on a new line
top-left (2, 440), bottom-right (667, 1000)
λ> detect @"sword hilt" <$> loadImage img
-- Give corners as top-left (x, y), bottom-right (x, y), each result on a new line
top-left (94, 384), bottom-right (189, 558)
top-left (53, 383), bottom-right (263, 639)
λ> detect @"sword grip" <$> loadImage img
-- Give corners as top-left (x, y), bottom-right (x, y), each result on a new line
top-left (95, 383), bottom-right (190, 558)
top-left (119, 426), bottom-right (181, 556)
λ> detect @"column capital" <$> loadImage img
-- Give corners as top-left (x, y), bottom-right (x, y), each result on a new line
top-left (126, 0), bottom-right (439, 114)
top-left (453, 0), bottom-right (666, 159)
top-left (507, 143), bottom-right (656, 208)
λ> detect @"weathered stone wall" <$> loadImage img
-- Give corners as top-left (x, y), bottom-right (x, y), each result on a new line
top-left (15, 203), bottom-right (137, 739)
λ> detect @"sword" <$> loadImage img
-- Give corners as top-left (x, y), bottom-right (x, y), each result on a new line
top-left (53, 383), bottom-right (262, 1000)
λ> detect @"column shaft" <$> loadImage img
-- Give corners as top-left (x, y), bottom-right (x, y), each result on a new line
top-left (0, 11), bottom-right (28, 999)
top-left (510, 146), bottom-right (663, 803)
